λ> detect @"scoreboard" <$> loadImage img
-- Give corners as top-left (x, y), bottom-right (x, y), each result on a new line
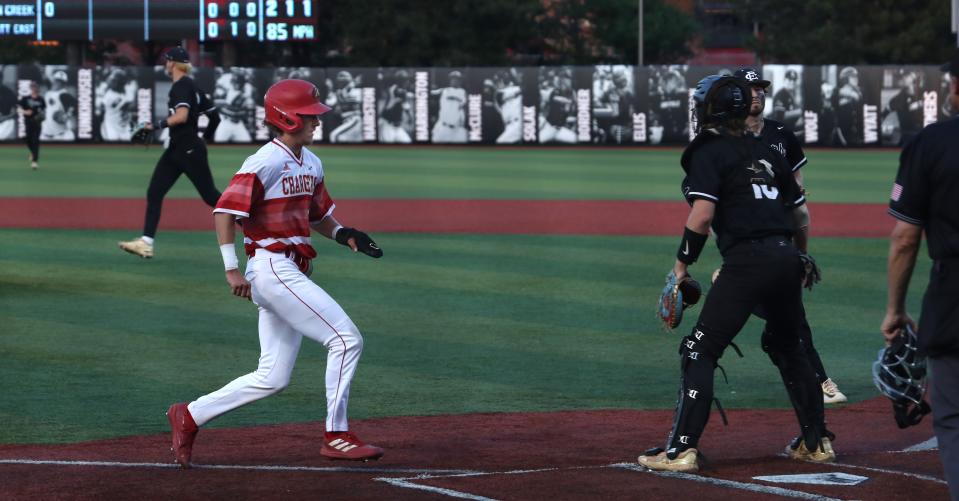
top-left (0, 1), bottom-right (316, 41)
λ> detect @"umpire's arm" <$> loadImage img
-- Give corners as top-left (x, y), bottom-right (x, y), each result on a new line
top-left (882, 220), bottom-right (921, 342)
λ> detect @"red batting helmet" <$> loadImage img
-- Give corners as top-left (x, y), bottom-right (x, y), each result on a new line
top-left (264, 79), bottom-right (331, 133)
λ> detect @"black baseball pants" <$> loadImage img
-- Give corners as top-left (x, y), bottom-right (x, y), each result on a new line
top-left (142, 139), bottom-right (221, 238)
top-left (665, 236), bottom-right (825, 456)
top-left (25, 121), bottom-right (40, 161)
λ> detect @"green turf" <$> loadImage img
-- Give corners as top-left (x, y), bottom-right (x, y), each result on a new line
top-left (0, 229), bottom-right (929, 444)
top-left (0, 145), bottom-right (899, 203)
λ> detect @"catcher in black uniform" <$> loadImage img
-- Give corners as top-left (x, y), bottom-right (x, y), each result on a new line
top-left (732, 67), bottom-right (846, 405)
top-left (639, 75), bottom-right (832, 473)
top-left (120, 47), bottom-right (221, 259)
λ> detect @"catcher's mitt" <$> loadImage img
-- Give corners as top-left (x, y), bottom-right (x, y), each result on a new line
top-left (656, 271), bottom-right (702, 330)
top-left (799, 253), bottom-right (821, 290)
top-left (131, 122), bottom-right (154, 146)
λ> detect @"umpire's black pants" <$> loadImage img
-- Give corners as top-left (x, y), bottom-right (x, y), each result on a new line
top-left (142, 138), bottom-right (221, 238)
top-left (667, 235), bottom-right (825, 454)
top-left (921, 259), bottom-right (959, 500)
top-left (24, 121), bottom-right (40, 161)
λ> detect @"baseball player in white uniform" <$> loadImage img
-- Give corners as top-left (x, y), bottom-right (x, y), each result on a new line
top-left (329, 71), bottom-right (363, 143)
top-left (214, 71), bottom-right (254, 143)
top-left (496, 76), bottom-right (522, 144)
top-left (431, 70), bottom-right (467, 143)
top-left (41, 70), bottom-right (76, 141)
top-left (166, 79), bottom-right (385, 468)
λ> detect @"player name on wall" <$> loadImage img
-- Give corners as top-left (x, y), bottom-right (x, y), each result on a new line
top-left (1, 63), bottom-right (949, 147)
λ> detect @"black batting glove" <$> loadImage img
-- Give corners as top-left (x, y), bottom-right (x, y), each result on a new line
top-left (335, 227), bottom-right (383, 258)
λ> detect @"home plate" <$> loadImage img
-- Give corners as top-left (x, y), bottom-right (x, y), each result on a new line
top-left (753, 472), bottom-right (869, 486)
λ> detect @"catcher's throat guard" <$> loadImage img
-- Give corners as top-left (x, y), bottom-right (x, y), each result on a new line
top-left (873, 324), bottom-right (931, 428)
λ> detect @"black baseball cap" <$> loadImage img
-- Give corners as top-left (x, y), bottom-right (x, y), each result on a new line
top-left (164, 47), bottom-right (190, 63)
top-left (941, 49), bottom-right (959, 76)
top-left (733, 67), bottom-right (771, 88)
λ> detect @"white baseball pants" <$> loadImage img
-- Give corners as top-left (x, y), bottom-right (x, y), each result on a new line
top-left (188, 249), bottom-right (363, 432)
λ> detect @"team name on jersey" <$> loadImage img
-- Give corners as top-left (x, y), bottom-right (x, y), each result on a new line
top-left (281, 174), bottom-right (316, 196)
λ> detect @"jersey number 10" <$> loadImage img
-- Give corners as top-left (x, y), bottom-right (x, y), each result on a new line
top-left (751, 184), bottom-right (779, 200)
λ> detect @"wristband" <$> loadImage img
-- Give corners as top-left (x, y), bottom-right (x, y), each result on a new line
top-left (330, 224), bottom-right (343, 240)
top-left (220, 243), bottom-right (239, 270)
top-left (677, 227), bottom-right (708, 265)
top-left (155, 119), bottom-right (168, 129)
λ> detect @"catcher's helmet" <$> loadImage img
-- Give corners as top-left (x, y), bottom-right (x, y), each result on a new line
top-left (873, 324), bottom-right (932, 428)
top-left (693, 75), bottom-right (749, 132)
top-left (264, 79), bottom-right (331, 134)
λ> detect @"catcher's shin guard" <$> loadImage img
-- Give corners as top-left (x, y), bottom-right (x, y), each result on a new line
top-left (762, 330), bottom-right (828, 450)
top-left (664, 330), bottom-right (717, 457)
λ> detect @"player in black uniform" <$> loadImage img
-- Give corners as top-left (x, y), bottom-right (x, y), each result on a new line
top-left (18, 82), bottom-right (45, 170)
top-left (119, 47), bottom-right (221, 259)
top-left (882, 51), bottom-right (959, 499)
top-left (733, 67), bottom-right (847, 406)
top-left (638, 75), bottom-right (832, 472)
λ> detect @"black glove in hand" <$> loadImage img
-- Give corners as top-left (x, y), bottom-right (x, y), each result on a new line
top-left (130, 122), bottom-right (154, 145)
top-left (799, 252), bottom-right (821, 290)
top-left (335, 227), bottom-right (383, 258)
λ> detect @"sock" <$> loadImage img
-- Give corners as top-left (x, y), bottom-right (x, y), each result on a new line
top-left (141, 236), bottom-right (155, 245)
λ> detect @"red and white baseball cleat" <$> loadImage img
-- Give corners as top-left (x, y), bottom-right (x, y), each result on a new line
top-left (166, 402), bottom-right (198, 468)
top-left (320, 431), bottom-right (384, 461)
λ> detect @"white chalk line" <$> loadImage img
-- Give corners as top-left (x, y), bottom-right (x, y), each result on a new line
top-left (1, 454), bottom-right (948, 499)
top-left (611, 462), bottom-right (844, 501)
top-left (0, 458), bottom-right (477, 475)
top-left (829, 461), bottom-right (947, 486)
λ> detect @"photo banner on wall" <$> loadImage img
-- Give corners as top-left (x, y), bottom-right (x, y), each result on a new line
top-left (18, 64), bottom-right (79, 142)
top-left (0, 64), bottom-right (16, 141)
top-left (325, 68), bottom-right (377, 143)
top-left (762, 64), bottom-right (805, 142)
top-left (592, 64), bottom-right (638, 145)
top-left (93, 66), bottom-right (152, 142)
top-left (430, 67), bottom-right (469, 144)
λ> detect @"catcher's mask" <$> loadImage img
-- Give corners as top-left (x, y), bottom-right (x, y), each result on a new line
top-left (692, 75), bottom-right (749, 133)
top-left (872, 324), bottom-right (931, 428)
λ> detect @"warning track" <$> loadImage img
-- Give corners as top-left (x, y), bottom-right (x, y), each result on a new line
top-left (0, 198), bottom-right (893, 237)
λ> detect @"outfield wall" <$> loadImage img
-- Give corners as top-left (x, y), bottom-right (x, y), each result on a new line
top-left (0, 64), bottom-right (945, 146)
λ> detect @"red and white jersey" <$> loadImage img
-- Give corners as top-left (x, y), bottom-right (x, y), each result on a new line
top-left (214, 139), bottom-right (334, 259)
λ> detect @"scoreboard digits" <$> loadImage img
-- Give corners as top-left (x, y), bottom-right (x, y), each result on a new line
top-left (0, 1), bottom-right (316, 41)
top-left (203, 1), bottom-right (315, 41)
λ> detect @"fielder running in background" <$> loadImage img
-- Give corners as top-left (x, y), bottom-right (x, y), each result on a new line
top-left (118, 47), bottom-right (221, 259)
top-left (881, 50), bottom-right (959, 499)
top-left (166, 79), bottom-right (385, 468)
top-left (638, 76), bottom-right (832, 472)
top-left (735, 67), bottom-right (847, 405)
top-left (431, 70), bottom-right (467, 143)
top-left (18, 81), bottom-right (44, 170)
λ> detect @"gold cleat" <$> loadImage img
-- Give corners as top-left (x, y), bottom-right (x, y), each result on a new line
top-left (786, 437), bottom-right (836, 463)
top-left (822, 378), bottom-right (847, 404)
top-left (638, 448), bottom-right (699, 473)
top-left (118, 238), bottom-right (154, 258)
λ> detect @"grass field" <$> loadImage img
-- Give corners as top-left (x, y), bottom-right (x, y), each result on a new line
top-left (0, 145), bottom-right (925, 445)
top-left (0, 144), bottom-right (899, 202)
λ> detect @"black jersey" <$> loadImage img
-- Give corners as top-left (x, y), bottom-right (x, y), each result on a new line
top-left (889, 117), bottom-right (959, 260)
top-left (681, 131), bottom-right (805, 253)
top-left (18, 95), bottom-right (45, 124)
top-left (756, 118), bottom-right (807, 172)
top-left (167, 76), bottom-right (213, 146)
